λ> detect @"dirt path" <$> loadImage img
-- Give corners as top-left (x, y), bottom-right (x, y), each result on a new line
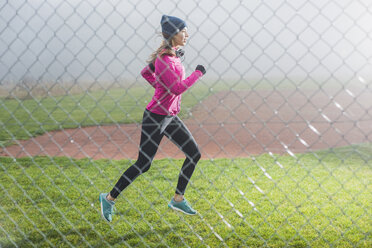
top-left (1, 89), bottom-right (371, 160)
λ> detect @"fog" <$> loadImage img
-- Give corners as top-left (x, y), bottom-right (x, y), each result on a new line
top-left (1, 0), bottom-right (371, 84)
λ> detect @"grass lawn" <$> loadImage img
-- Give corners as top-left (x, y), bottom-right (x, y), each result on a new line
top-left (0, 145), bottom-right (371, 247)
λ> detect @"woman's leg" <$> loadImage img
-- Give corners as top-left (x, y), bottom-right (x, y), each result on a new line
top-left (109, 110), bottom-right (165, 199)
top-left (164, 116), bottom-right (201, 196)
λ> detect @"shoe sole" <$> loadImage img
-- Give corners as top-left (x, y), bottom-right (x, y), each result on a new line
top-left (99, 194), bottom-right (111, 223)
top-left (168, 204), bottom-right (197, 215)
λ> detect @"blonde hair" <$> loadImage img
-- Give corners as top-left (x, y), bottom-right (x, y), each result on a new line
top-left (147, 33), bottom-right (176, 64)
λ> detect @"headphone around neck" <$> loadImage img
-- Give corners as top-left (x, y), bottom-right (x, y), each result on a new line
top-left (176, 49), bottom-right (185, 58)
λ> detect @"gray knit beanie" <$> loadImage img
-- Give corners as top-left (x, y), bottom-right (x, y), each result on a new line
top-left (161, 15), bottom-right (187, 39)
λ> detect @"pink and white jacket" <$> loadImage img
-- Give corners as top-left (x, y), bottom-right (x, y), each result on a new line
top-left (141, 53), bottom-right (203, 116)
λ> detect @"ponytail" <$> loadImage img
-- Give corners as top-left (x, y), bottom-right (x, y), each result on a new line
top-left (147, 34), bottom-right (176, 64)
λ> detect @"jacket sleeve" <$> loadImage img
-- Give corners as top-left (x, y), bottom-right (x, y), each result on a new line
top-left (141, 65), bottom-right (156, 88)
top-left (156, 56), bottom-right (203, 96)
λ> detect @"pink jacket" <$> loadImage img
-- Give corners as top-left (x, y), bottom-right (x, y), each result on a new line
top-left (141, 54), bottom-right (203, 116)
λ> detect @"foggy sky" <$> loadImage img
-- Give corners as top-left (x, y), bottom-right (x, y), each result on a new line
top-left (0, 0), bottom-right (371, 83)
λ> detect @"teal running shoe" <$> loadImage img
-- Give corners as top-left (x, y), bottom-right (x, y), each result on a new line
top-left (99, 193), bottom-right (115, 222)
top-left (168, 198), bottom-right (197, 215)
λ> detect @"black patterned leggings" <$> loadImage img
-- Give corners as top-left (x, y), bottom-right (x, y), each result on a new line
top-left (110, 110), bottom-right (201, 198)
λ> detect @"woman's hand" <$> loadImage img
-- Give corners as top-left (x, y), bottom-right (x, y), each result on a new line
top-left (148, 63), bottom-right (155, 72)
top-left (195, 65), bottom-right (206, 75)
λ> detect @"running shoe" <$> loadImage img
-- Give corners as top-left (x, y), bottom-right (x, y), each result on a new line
top-left (168, 198), bottom-right (197, 215)
top-left (99, 193), bottom-right (115, 222)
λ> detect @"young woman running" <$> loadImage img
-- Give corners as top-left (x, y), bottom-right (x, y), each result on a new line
top-left (99, 15), bottom-right (206, 222)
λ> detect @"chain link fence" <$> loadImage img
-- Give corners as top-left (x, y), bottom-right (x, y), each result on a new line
top-left (0, 0), bottom-right (371, 247)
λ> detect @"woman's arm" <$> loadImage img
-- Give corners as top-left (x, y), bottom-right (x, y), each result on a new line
top-left (156, 56), bottom-right (203, 96)
top-left (141, 64), bottom-right (156, 88)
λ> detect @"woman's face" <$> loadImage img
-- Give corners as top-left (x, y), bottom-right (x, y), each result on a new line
top-left (172, 28), bottom-right (189, 47)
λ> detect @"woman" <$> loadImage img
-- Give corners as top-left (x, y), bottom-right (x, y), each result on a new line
top-left (99, 15), bottom-right (206, 222)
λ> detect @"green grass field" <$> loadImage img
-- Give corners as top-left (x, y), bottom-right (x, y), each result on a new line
top-left (1, 81), bottom-right (371, 247)
top-left (0, 145), bottom-right (371, 247)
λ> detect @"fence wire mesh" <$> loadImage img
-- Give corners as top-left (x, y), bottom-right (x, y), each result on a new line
top-left (0, 0), bottom-right (371, 247)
